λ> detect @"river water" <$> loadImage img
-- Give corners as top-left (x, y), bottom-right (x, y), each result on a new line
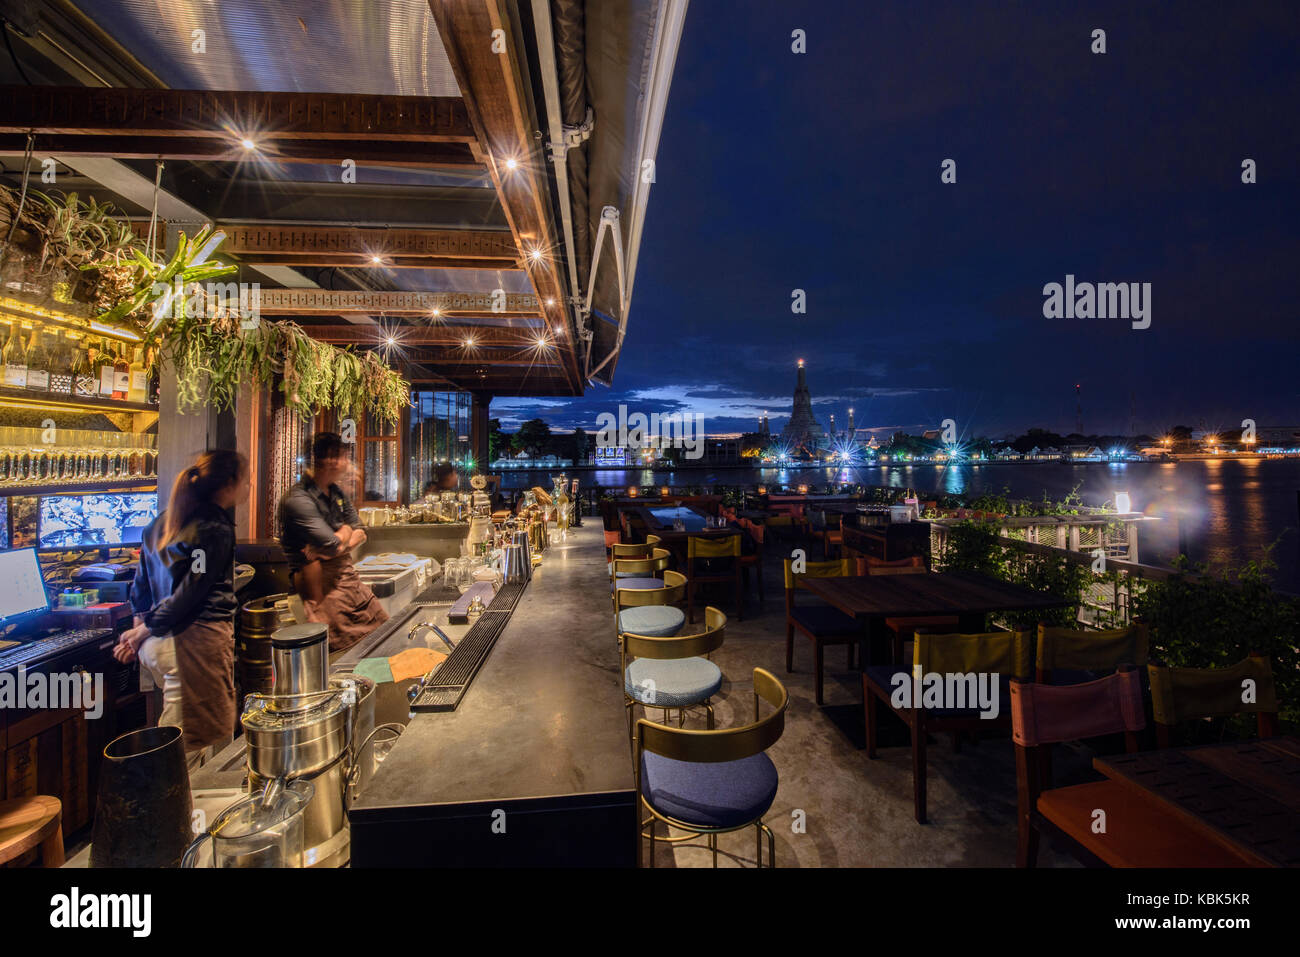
top-left (499, 459), bottom-right (1300, 591)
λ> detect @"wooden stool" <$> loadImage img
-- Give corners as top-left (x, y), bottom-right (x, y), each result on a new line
top-left (0, 796), bottom-right (65, 868)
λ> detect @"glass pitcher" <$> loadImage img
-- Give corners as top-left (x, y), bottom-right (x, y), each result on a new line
top-left (181, 779), bottom-right (314, 868)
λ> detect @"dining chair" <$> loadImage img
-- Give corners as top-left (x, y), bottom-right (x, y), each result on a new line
top-left (1036, 623), bottom-right (1150, 685)
top-left (736, 519), bottom-right (765, 608)
top-left (863, 557), bottom-right (959, 664)
top-left (636, 667), bottom-right (787, 868)
top-left (686, 533), bottom-right (743, 624)
top-left (622, 605), bottom-right (725, 739)
top-left (1011, 667), bottom-right (1250, 868)
top-left (1148, 653), bottom-right (1279, 748)
top-left (783, 557), bottom-right (856, 705)
top-left (809, 509), bottom-right (843, 560)
top-left (863, 629), bottom-right (1033, 823)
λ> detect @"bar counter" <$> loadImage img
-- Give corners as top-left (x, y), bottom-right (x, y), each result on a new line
top-left (346, 523), bottom-right (637, 866)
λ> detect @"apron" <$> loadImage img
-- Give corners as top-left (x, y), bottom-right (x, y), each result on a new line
top-left (300, 553), bottom-right (389, 653)
top-left (171, 619), bottom-right (236, 753)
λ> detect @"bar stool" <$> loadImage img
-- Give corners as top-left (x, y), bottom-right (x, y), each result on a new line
top-left (622, 604), bottom-right (725, 738)
top-left (0, 796), bottom-right (64, 868)
top-left (610, 547), bottom-right (672, 594)
top-left (615, 570), bottom-right (688, 642)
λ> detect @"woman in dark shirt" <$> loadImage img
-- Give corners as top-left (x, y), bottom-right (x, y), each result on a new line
top-left (115, 450), bottom-right (248, 756)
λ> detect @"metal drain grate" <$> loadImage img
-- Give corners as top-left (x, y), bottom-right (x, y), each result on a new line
top-left (488, 581), bottom-right (526, 612)
top-left (409, 609), bottom-right (512, 712)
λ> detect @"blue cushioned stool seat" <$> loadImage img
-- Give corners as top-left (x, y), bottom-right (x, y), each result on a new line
top-left (640, 750), bottom-right (779, 829)
top-left (612, 577), bottom-right (666, 593)
top-left (619, 605), bottom-right (686, 638)
top-left (790, 604), bottom-right (860, 636)
top-left (608, 562), bottom-right (644, 579)
top-left (626, 656), bottom-right (722, 708)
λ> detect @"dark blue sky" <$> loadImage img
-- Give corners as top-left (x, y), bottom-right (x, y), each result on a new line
top-left (495, 0), bottom-right (1300, 440)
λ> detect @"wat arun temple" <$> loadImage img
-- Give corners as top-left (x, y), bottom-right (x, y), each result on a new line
top-left (782, 359), bottom-right (826, 450)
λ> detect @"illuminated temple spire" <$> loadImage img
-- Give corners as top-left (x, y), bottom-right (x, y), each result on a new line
top-left (781, 358), bottom-right (825, 448)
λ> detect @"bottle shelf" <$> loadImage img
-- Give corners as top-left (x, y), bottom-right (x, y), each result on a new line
top-left (0, 478), bottom-right (157, 498)
top-left (0, 385), bottom-right (157, 414)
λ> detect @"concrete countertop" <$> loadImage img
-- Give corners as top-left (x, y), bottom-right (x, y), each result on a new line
top-left (349, 523), bottom-right (634, 815)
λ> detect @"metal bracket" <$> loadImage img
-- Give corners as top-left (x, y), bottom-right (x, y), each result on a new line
top-left (548, 107), bottom-right (595, 162)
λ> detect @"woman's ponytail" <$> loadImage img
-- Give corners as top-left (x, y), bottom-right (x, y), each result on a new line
top-left (163, 450), bottom-right (248, 545)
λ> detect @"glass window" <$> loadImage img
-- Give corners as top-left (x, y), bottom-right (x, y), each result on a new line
top-left (409, 390), bottom-right (472, 498)
top-left (362, 439), bottom-right (400, 503)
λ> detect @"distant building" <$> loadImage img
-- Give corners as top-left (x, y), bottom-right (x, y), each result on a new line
top-left (781, 359), bottom-right (825, 448)
top-left (702, 437), bottom-right (742, 465)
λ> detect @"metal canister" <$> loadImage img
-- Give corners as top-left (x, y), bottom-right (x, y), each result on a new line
top-left (511, 530), bottom-right (532, 580)
top-left (241, 681), bottom-right (356, 868)
top-left (237, 593), bottom-right (290, 698)
top-left (271, 622), bottom-right (330, 696)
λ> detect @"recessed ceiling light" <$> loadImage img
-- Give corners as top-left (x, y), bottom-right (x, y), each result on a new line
top-left (385, 336), bottom-right (395, 347)
top-left (464, 337), bottom-right (475, 348)
top-left (545, 298), bottom-right (555, 306)
top-left (505, 157), bottom-right (519, 171)
top-left (370, 255), bottom-right (384, 265)
top-left (240, 138), bottom-right (257, 150)
top-left (529, 248), bottom-right (544, 262)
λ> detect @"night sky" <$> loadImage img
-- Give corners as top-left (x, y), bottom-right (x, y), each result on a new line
top-left (494, 1), bottom-right (1300, 441)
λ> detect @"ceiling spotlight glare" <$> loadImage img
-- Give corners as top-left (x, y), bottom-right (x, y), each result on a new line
top-left (535, 336), bottom-right (548, 348)
top-left (464, 338), bottom-right (475, 348)
top-left (529, 247), bottom-right (544, 262)
top-left (431, 308), bottom-right (441, 317)
top-left (505, 157), bottom-right (519, 171)
top-left (370, 255), bottom-right (383, 265)
top-left (545, 298), bottom-right (555, 306)
top-left (385, 336), bottom-right (396, 347)
top-left (240, 138), bottom-right (257, 150)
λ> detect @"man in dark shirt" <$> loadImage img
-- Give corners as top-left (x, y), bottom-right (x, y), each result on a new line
top-left (277, 432), bottom-right (387, 651)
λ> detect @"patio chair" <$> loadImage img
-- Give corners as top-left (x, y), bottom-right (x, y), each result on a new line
top-left (737, 519), bottom-right (765, 608)
top-left (809, 509), bottom-right (842, 560)
top-left (863, 629), bottom-right (1033, 823)
top-left (637, 668), bottom-right (787, 868)
top-left (1148, 653), bottom-right (1278, 748)
top-left (783, 557), bottom-right (857, 704)
top-left (686, 534), bottom-right (743, 624)
top-left (1011, 668), bottom-right (1250, 868)
top-left (622, 605), bottom-right (726, 739)
top-left (1036, 623), bottom-right (1149, 685)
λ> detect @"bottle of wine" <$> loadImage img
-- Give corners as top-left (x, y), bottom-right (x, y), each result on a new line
top-left (147, 346), bottom-right (160, 405)
top-left (3, 322), bottom-right (28, 388)
top-left (72, 336), bottom-right (97, 398)
top-left (127, 346), bottom-right (148, 403)
top-left (48, 330), bottom-right (73, 394)
top-left (25, 326), bottom-right (50, 391)
top-left (112, 341), bottom-right (130, 400)
top-left (97, 338), bottom-right (116, 397)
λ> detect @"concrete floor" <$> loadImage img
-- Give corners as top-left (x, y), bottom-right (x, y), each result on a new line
top-left (639, 541), bottom-right (1080, 868)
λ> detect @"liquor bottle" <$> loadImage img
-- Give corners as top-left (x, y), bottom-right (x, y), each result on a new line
top-left (2, 322), bottom-right (28, 388)
top-left (112, 341), bottom-right (130, 400)
top-left (147, 346), bottom-right (160, 406)
top-left (127, 347), bottom-right (148, 403)
top-left (97, 338), bottom-right (116, 397)
top-left (72, 336), bottom-right (97, 398)
top-left (25, 326), bottom-right (50, 391)
top-left (48, 330), bottom-right (73, 394)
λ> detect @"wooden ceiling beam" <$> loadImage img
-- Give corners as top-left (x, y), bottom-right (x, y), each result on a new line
top-left (0, 86), bottom-right (475, 142)
top-left (301, 324), bottom-right (555, 346)
top-left (255, 289), bottom-right (541, 317)
top-left (431, 0), bottom-right (583, 393)
top-left (0, 133), bottom-right (480, 169)
top-left (220, 224), bottom-right (520, 270)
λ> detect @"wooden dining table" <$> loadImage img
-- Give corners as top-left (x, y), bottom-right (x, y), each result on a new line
top-left (1094, 737), bottom-right (1300, 867)
top-left (801, 569), bottom-right (1073, 624)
